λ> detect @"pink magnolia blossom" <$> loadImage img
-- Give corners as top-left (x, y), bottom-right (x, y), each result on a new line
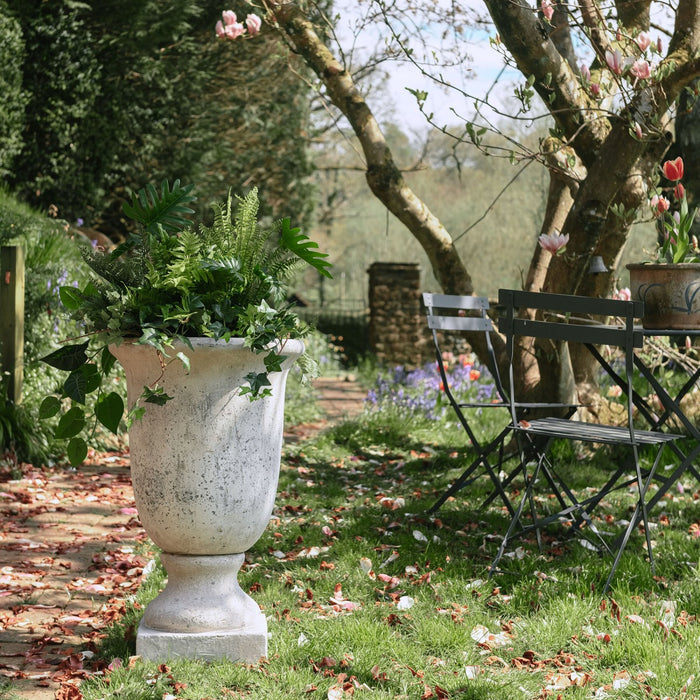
top-left (580, 63), bottom-right (590, 83)
top-left (636, 32), bottom-right (652, 52)
top-left (215, 20), bottom-right (225, 38)
top-left (222, 10), bottom-right (237, 25)
top-left (245, 13), bottom-right (262, 35)
top-left (630, 59), bottom-right (651, 80)
top-left (633, 122), bottom-right (643, 139)
top-left (538, 230), bottom-right (569, 254)
top-left (224, 21), bottom-right (246, 39)
top-left (541, 0), bottom-right (554, 21)
top-left (605, 48), bottom-right (626, 75)
top-left (613, 287), bottom-right (631, 302)
top-left (590, 82), bottom-right (601, 96)
top-left (657, 37), bottom-right (663, 53)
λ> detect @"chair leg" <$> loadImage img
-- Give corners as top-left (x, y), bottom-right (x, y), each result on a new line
top-left (601, 447), bottom-right (664, 594)
top-left (490, 451), bottom-right (543, 574)
top-left (428, 427), bottom-right (518, 517)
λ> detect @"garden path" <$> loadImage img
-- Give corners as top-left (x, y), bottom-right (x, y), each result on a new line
top-left (0, 377), bottom-right (366, 700)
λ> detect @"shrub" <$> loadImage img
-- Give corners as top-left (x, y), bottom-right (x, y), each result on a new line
top-left (0, 6), bottom-right (27, 180)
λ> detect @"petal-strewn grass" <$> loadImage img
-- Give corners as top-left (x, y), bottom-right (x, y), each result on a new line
top-left (78, 395), bottom-right (700, 699)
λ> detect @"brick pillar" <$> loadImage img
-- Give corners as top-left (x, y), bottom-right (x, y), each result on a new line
top-left (367, 262), bottom-right (425, 367)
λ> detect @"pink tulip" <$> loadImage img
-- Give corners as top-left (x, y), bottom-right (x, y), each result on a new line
top-left (225, 22), bottom-right (246, 39)
top-left (630, 59), bottom-right (651, 80)
top-left (245, 13), bottom-right (262, 35)
top-left (541, 0), bottom-right (554, 21)
top-left (636, 32), bottom-right (652, 52)
top-left (222, 10), bottom-right (237, 26)
top-left (538, 231), bottom-right (569, 254)
top-left (674, 183), bottom-right (686, 201)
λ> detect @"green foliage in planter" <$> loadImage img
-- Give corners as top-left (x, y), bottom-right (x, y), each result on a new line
top-left (41, 179), bottom-right (331, 466)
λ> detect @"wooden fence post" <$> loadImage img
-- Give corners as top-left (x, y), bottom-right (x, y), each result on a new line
top-left (0, 246), bottom-right (25, 403)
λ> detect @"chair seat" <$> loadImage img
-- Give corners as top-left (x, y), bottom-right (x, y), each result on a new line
top-left (515, 416), bottom-right (680, 446)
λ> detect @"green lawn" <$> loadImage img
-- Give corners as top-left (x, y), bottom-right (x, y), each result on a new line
top-left (76, 406), bottom-right (700, 700)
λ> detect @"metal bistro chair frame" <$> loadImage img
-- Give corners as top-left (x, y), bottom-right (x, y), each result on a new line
top-left (493, 289), bottom-right (681, 593)
top-left (423, 293), bottom-right (577, 520)
top-left (423, 293), bottom-right (516, 516)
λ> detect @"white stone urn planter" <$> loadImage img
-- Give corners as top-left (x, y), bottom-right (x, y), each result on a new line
top-left (109, 337), bottom-right (304, 663)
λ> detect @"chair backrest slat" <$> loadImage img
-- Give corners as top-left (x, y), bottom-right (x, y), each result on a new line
top-left (498, 289), bottom-right (644, 349)
top-left (427, 316), bottom-right (493, 332)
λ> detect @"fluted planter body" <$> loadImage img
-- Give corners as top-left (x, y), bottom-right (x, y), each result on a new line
top-left (627, 263), bottom-right (700, 329)
top-left (109, 338), bottom-right (304, 662)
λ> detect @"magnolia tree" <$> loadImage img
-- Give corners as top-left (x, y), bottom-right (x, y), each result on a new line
top-left (219, 1), bottom-right (700, 403)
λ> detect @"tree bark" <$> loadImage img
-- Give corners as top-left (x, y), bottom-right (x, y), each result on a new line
top-left (265, 1), bottom-right (473, 297)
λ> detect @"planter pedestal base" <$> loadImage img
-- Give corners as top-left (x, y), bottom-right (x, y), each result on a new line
top-left (136, 553), bottom-right (267, 662)
top-left (136, 618), bottom-right (267, 663)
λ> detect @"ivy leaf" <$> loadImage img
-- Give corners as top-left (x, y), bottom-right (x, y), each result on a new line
top-left (67, 437), bottom-right (88, 467)
top-left (141, 386), bottom-right (174, 406)
top-left (127, 406), bottom-right (146, 427)
top-left (55, 406), bottom-right (85, 439)
top-left (175, 351), bottom-right (191, 374)
top-left (42, 341), bottom-right (90, 372)
top-left (95, 392), bottom-right (125, 434)
top-left (279, 218), bottom-right (332, 278)
top-left (264, 351), bottom-right (287, 373)
top-left (39, 396), bottom-right (61, 419)
top-left (241, 371), bottom-right (272, 398)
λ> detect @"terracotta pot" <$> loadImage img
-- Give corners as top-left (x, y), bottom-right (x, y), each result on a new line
top-left (626, 263), bottom-right (700, 329)
top-left (109, 337), bottom-right (304, 662)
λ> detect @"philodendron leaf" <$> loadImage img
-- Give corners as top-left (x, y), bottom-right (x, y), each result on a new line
top-left (122, 179), bottom-right (196, 235)
top-left (59, 286), bottom-right (84, 310)
top-left (55, 406), bottom-right (85, 439)
top-left (42, 341), bottom-right (90, 372)
top-left (39, 396), bottom-right (61, 419)
top-left (95, 392), bottom-right (125, 434)
top-left (63, 364), bottom-right (101, 404)
top-left (101, 346), bottom-right (117, 376)
top-left (67, 437), bottom-right (88, 467)
top-left (279, 218), bottom-right (333, 278)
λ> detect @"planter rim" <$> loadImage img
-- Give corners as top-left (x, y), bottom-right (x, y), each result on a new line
top-left (109, 336), bottom-right (305, 352)
top-left (626, 262), bottom-right (700, 270)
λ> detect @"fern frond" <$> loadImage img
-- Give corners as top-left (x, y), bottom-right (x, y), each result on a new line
top-left (81, 246), bottom-right (145, 290)
top-left (233, 188), bottom-right (270, 272)
top-left (123, 179), bottom-right (196, 235)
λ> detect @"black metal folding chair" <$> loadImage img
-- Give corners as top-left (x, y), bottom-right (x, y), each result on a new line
top-left (423, 293), bottom-right (576, 519)
top-left (492, 289), bottom-right (682, 593)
